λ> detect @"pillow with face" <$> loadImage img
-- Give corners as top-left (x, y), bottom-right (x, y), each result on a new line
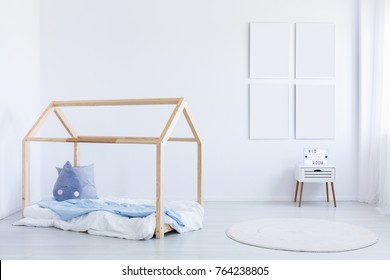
top-left (56, 163), bottom-right (98, 199)
top-left (53, 161), bottom-right (83, 201)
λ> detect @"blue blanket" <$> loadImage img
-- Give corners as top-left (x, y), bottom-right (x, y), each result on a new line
top-left (38, 199), bottom-right (184, 227)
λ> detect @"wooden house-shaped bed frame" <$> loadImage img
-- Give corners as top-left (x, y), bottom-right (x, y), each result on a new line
top-left (22, 98), bottom-right (203, 239)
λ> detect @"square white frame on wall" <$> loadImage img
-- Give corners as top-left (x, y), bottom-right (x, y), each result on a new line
top-left (250, 84), bottom-right (289, 139)
top-left (249, 23), bottom-right (290, 78)
top-left (295, 23), bottom-right (335, 79)
top-left (295, 85), bottom-right (335, 139)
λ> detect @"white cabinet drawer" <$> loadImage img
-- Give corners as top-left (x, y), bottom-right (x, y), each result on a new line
top-left (295, 166), bottom-right (335, 182)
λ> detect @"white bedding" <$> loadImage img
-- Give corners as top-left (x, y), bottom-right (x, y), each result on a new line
top-left (13, 198), bottom-right (204, 240)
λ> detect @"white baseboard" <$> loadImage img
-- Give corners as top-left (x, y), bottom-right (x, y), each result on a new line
top-left (203, 195), bottom-right (357, 202)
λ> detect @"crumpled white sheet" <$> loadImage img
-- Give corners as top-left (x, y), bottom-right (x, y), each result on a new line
top-left (13, 197), bottom-right (204, 240)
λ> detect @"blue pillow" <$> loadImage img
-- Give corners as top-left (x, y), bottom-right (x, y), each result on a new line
top-left (53, 161), bottom-right (83, 201)
top-left (56, 163), bottom-right (98, 199)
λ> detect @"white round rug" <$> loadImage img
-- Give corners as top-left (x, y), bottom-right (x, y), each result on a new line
top-left (226, 218), bottom-right (378, 252)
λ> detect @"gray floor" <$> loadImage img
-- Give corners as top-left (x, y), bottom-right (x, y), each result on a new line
top-left (0, 201), bottom-right (389, 260)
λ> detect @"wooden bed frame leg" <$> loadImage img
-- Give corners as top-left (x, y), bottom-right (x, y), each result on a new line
top-left (74, 143), bottom-right (80, 166)
top-left (22, 140), bottom-right (30, 215)
top-left (197, 141), bottom-right (203, 205)
top-left (156, 143), bottom-right (165, 239)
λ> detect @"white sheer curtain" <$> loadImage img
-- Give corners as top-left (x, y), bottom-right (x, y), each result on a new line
top-left (358, 0), bottom-right (390, 214)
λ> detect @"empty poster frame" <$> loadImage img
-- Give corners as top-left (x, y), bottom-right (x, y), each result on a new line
top-left (295, 23), bottom-right (335, 79)
top-left (250, 84), bottom-right (289, 139)
top-left (249, 23), bottom-right (290, 79)
top-left (295, 85), bottom-right (335, 139)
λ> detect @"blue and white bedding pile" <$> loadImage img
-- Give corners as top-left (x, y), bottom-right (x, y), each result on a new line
top-left (14, 198), bottom-right (204, 240)
top-left (14, 161), bottom-right (204, 240)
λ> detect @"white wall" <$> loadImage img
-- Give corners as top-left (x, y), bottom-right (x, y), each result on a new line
top-left (40, 0), bottom-right (359, 201)
top-left (0, 0), bottom-right (40, 219)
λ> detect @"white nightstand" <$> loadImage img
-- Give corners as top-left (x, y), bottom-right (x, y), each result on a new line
top-left (294, 164), bottom-right (336, 207)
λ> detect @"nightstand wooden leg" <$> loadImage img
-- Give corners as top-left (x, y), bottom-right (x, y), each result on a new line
top-left (326, 182), bottom-right (329, 202)
top-left (294, 181), bottom-right (299, 202)
top-left (331, 182), bottom-right (337, 207)
top-left (299, 182), bottom-right (304, 207)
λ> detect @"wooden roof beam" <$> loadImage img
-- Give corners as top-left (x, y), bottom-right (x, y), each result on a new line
top-left (183, 103), bottom-right (203, 143)
top-left (53, 108), bottom-right (78, 138)
top-left (52, 98), bottom-right (181, 107)
top-left (159, 98), bottom-right (186, 143)
top-left (25, 102), bottom-right (54, 138)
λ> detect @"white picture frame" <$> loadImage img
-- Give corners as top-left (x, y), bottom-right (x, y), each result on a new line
top-left (295, 23), bottom-right (335, 79)
top-left (295, 85), bottom-right (335, 139)
top-left (250, 84), bottom-right (289, 139)
top-left (249, 23), bottom-right (290, 79)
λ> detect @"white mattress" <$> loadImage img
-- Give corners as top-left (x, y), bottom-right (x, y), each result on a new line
top-left (13, 197), bottom-right (204, 240)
